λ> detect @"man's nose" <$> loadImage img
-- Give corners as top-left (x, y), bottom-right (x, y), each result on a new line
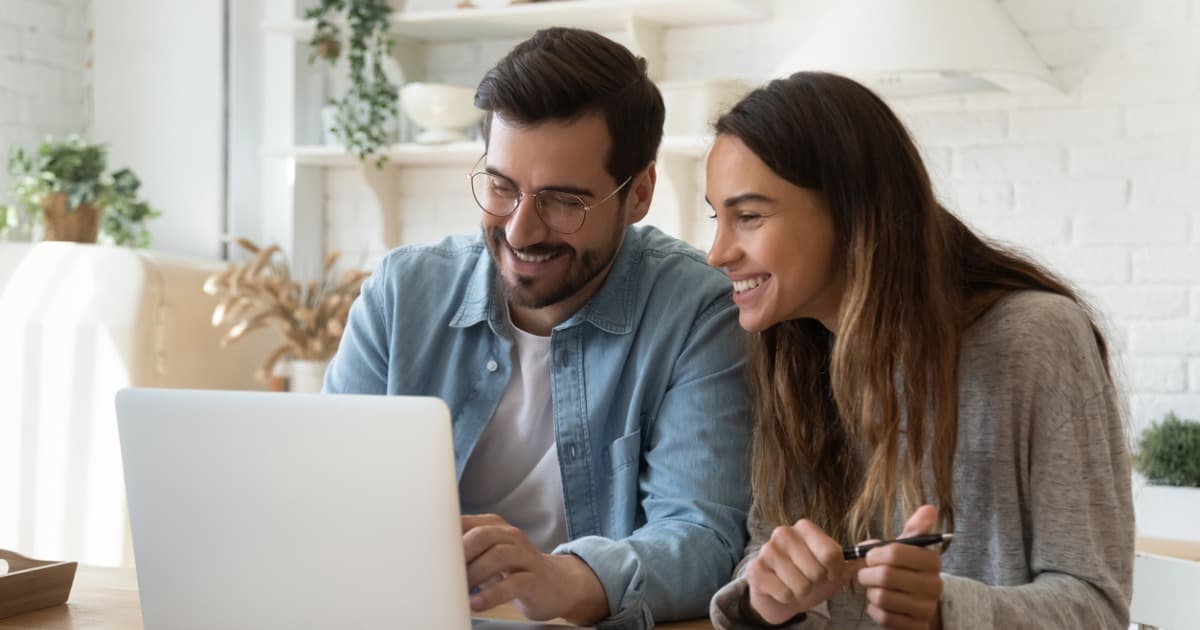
top-left (505, 193), bottom-right (550, 250)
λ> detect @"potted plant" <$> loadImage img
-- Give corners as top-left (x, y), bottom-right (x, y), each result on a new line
top-left (1, 135), bottom-right (160, 247)
top-left (306, 0), bottom-right (400, 166)
top-left (1133, 412), bottom-right (1200, 541)
top-left (203, 237), bottom-right (371, 392)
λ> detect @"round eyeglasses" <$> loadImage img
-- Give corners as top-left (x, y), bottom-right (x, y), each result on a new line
top-left (469, 156), bottom-right (632, 235)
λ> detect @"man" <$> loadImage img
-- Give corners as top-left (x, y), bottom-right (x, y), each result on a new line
top-left (325, 27), bottom-right (750, 629)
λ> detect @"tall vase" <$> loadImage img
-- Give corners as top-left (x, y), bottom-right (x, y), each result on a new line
top-left (288, 359), bottom-right (330, 394)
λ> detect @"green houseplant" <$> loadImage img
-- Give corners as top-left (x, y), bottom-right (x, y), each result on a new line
top-left (306, 0), bottom-right (400, 166)
top-left (1, 135), bottom-right (160, 247)
top-left (1135, 412), bottom-right (1200, 487)
top-left (1133, 412), bottom-right (1200, 542)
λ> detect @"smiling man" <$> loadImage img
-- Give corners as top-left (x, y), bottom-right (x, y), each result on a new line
top-left (324, 28), bottom-right (751, 630)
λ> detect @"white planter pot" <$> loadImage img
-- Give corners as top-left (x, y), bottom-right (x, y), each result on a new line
top-left (288, 359), bottom-right (330, 394)
top-left (1134, 482), bottom-right (1200, 541)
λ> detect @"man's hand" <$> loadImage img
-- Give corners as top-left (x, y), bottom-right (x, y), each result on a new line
top-left (744, 519), bottom-right (862, 625)
top-left (856, 505), bottom-right (944, 630)
top-left (462, 514), bottom-right (608, 625)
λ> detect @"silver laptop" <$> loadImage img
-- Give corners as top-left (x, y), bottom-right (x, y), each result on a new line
top-left (116, 388), bottom-right (575, 630)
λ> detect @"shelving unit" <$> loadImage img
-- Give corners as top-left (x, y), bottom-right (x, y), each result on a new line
top-left (258, 0), bottom-right (766, 272)
top-left (265, 0), bottom-right (769, 42)
top-left (274, 135), bottom-right (712, 167)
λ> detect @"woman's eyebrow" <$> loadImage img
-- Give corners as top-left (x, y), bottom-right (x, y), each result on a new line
top-left (719, 192), bottom-right (775, 208)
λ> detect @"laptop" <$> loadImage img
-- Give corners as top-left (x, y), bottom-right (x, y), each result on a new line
top-left (116, 388), bottom-right (578, 630)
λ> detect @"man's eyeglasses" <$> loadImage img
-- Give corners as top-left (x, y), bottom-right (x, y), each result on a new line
top-left (469, 155), bottom-right (632, 235)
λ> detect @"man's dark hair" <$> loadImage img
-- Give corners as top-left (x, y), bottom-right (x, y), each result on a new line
top-left (475, 27), bottom-right (665, 190)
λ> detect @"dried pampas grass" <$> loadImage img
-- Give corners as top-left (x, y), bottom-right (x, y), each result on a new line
top-left (204, 237), bottom-right (370, 382)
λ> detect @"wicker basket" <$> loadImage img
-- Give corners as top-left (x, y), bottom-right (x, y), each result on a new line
top-left (41, 192), bottom-right (101, 243)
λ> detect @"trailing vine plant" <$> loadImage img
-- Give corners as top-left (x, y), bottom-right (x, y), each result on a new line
top-left (306, 0), bottom-right (398, 167)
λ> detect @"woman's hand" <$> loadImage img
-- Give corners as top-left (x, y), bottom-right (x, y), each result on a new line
top-left (856, 505), bottom-right (944, 630)
top-left (744, 519), bottom-right (861, 625)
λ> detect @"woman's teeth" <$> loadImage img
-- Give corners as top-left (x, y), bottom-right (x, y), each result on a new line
top-left (732, 276), bottom-right (767, 293)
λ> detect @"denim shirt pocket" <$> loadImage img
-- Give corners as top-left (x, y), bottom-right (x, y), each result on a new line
top-left (606, 429), bottom-right (642, 534)
top-left (608, 429), bottom-right (642, 475)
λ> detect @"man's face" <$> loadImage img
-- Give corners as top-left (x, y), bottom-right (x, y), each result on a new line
top-left (480, 112), bottom-right (637, 318)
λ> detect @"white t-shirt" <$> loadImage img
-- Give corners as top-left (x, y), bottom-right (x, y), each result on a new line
top-left (458, 312), bottom-right (568, 552)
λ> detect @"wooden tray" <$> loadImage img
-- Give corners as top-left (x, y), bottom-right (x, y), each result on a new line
top-left (0, 549), bottom-right (78, 620)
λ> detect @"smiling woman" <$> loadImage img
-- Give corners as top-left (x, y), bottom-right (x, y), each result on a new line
top-left (706, 135), bottom-right (842, 333)
top-left (705, 72), bottom-right (1134, 630)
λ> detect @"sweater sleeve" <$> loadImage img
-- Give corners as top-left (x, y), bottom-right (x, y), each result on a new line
top-left (939, 299), bottom-right (1133, 629)
top-left (709, 503), bottom-right (835, 629)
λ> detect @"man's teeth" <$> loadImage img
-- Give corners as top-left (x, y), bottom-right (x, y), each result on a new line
top-left (733, 276), bottom-right (767, 293)
top-left (513, 249), bottom-right (553, 263)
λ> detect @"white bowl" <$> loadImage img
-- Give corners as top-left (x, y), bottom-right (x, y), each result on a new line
top-left (400, 82), bottom-right (485, 145)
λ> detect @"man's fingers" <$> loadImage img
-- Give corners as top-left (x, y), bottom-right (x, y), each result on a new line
top-left (469, 571), bottom-right (535, 612)
top-left (463, 522), bottom-right (527, 563)
top-left (466, 544), bottom-right (535, 590)
top-left (462, 513), bottom-right (506, 533)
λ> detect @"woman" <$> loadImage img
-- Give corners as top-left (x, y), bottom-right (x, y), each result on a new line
top-left (705, 72), bottom-right (1133, 629)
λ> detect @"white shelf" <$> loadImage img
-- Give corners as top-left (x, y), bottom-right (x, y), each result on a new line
top-left (279, 142), bottom-right (483, 167)
top-left (265, 0), bottom-right (769, 41)
top-left (274, 135), bottom-right (711, 167)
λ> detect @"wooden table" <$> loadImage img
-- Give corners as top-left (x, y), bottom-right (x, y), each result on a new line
top-left (10, 538), bottom-right (1193, 629)
top-left (0, 566), bottom-right (713, 629)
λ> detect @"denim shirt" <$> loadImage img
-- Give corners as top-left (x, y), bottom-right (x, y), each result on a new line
top-left (324, 225), bottom-right (751, 629)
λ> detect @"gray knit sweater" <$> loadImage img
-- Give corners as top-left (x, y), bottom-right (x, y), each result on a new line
top-left (710, 291), bottom-right (1134, 629)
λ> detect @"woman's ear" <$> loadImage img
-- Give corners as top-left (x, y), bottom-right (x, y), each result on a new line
top-left (625, 162), bottom-right (656, 225)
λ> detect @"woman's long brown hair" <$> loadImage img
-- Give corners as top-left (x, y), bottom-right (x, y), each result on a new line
top-left (716, 72), bottom-right (1110, 544)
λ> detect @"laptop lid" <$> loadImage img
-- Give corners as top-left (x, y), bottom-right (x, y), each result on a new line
top-left (116, 388), bottom-right (470, 630)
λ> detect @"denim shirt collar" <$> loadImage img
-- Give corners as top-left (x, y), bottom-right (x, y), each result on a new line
top-left (448, 228), bottom-right (641, 336)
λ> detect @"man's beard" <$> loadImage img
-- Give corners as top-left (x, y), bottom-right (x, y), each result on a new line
top-left (483, 225), bottom-right (623, 310)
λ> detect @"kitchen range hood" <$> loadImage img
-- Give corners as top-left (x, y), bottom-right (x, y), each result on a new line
top-left (777, 0), bottom-right (1060, 98)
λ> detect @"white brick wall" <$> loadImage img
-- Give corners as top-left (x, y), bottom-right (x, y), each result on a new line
top-left (0, 0), bottom-right (91, 205)
top-left (323, 0), bottom-right (1200, 432)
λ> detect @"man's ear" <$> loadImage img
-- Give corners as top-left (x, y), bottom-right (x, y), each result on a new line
top-left (625, 161), bottom-right (656, 225)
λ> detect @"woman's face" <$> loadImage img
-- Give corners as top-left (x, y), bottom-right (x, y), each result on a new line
top-left (705, 134), bottom-right (845, 333)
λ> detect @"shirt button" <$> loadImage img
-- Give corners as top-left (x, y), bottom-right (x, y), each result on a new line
top-left (567, 444), bottom-right (577, 458)
top-left (486, 359), bottom-right (498, 372)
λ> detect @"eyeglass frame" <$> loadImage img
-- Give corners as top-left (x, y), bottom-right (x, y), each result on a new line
top-left (468, 154), bottom-right (633, 235)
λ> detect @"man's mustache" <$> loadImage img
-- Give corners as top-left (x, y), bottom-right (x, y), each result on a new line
top-left (487, 227), bottom-right (571, 258)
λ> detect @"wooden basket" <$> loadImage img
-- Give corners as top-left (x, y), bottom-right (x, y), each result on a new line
top-left (41, 192), bottom-right (101, 243)
top-left (0, 549), bottom-right (78, 620)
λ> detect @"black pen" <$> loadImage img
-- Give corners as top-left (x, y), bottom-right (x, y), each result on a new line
top-left (842, 533), bottom-right (953, 560)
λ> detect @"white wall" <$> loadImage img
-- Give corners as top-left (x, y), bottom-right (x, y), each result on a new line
top-left (0, 0), bottom-right (91, 209)
top-left (91, 0), bottom-right (225, 259)
top-left (227, 0), bottom-right (266, 252)
top-left (321, 0), bottom-right (1200, 437)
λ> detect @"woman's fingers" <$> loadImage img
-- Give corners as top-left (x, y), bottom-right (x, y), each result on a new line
top-left (863, 579), bottom-right (940, 617)
top-left (898, 504), bottom-right (938, 539)
top-left (865, 542), bottom-right (942, 573)
top-left (745, 556), bottom-right (799, 606)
